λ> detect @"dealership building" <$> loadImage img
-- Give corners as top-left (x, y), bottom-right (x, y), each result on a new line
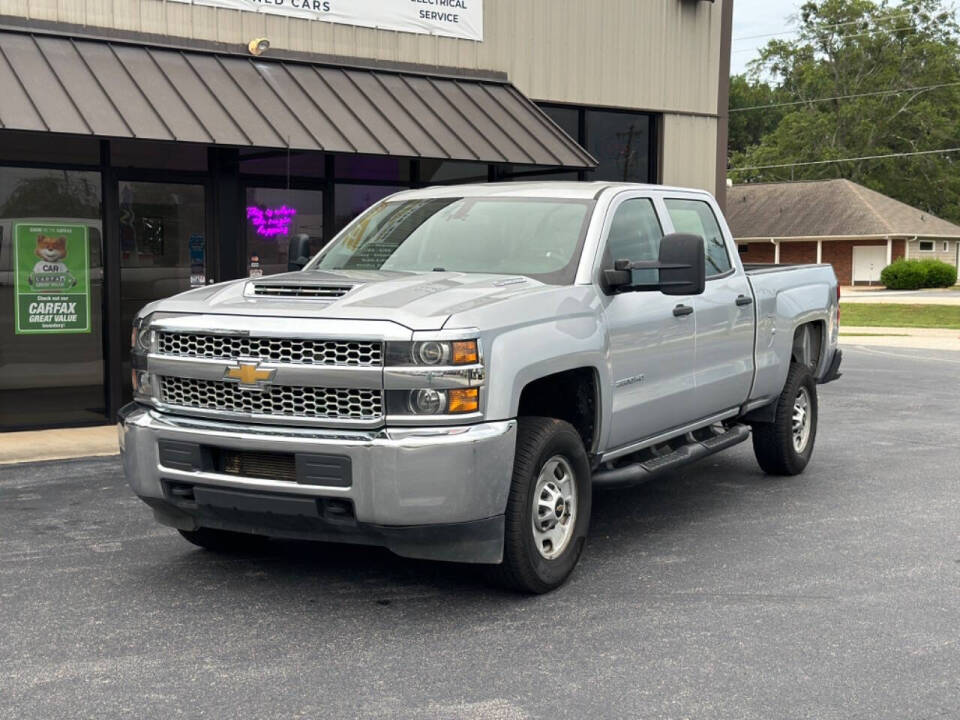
top-left (0, 0), bottom-right (732, 430)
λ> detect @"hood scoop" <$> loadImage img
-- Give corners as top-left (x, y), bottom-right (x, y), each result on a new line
top-left (249, 281), bottom-right (359, 299)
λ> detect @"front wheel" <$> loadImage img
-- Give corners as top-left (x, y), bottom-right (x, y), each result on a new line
top-left (751, 362), bottom-right (818, 476)
top-left (490, 417), bottom-right (592, 594)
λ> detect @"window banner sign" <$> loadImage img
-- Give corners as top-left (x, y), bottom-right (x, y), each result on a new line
top-left (13, 223), bottom-right (91, 335)
top-left (167, 0), bottom-right (483, 42)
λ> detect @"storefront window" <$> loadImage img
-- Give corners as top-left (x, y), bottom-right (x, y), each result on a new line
top-left (239, 149), bottom-right (326, 178)
top-left (111, 140), bottom-right (208, 172)
top-left (538, 104), bottom-right (581, 142)
top-left (119, 181), bottom-right (205, 402)
top-left (334, 185), bottom-right (402, 232)
top-left (335, 155), bottom-right (410, 182)
top-left (0, 167), bottom-right (104, 429)
top-left (420, 160), bottom-right (489, 184)
top-left (585, 110), bottom-right (653, 183)
top-left (245, 187), bottom-right (325, 276)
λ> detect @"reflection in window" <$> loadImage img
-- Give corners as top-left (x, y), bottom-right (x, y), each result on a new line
top-left (0, 166), bottom-right (104, 429)
top-left (664, 198), bottom-right (731, 276)
top-left (334, 185), bottom-right (402, 232)
top-left (606, 198), bottom-right (663, 284)
top-left (586, 110), bottom-right (652, 183)
top-left (316, 197), bottom-right (593, 285)
top-left (239, 149), bottom-right (326, 178)
top-left (246, 187), bottom-right (325, 276)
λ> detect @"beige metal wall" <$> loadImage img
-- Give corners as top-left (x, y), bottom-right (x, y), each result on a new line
top-left (661, 113), bottom-right (718, 193)
top-left (0, 0), bottom-right (723, 191)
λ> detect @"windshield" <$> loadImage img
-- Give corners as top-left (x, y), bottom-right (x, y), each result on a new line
top-left (310, 197), bottom-right (594, 284)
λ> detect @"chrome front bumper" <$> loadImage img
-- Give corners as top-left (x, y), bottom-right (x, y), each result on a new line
top-left (119, 404), bottom-right (516, 563)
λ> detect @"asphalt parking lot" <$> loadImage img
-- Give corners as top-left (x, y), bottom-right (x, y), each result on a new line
top-left (2, 344), bottom-right (958, 719)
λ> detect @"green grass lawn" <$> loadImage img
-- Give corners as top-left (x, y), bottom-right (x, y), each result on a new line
top-left (840, 303), bottom-right (960, 329)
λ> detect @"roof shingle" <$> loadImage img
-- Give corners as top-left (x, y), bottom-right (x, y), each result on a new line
top-left (726, 179), bottom-right (960, 239)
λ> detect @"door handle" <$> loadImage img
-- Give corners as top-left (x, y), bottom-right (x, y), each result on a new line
top-left (673, 304), bottom-right (694, 317)
top-left (735, 294), bottom-right (753, 306)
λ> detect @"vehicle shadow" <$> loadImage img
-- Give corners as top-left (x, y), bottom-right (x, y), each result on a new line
top-left (136, 447), bottom-right (788, 602)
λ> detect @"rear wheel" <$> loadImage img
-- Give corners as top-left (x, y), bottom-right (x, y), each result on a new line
top-left (178, 527), bottom-right (269, 552)
top-left (751, 362), bottom-right (818, 476)
top-left (490, 417), bottom-right (591, 594)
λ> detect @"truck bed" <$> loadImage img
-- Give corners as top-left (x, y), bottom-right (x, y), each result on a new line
top-left (743, 263), bottom-right (827, 275)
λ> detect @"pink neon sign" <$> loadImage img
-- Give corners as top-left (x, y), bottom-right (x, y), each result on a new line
top-left (247, 205), bottom-right (297, 237)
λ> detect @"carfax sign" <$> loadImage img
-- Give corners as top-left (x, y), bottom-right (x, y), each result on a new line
top-left (13, 223), bottom-right (91, 335)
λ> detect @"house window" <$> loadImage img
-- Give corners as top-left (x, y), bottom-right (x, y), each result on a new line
top-left (945, 241), bottom-right (950, 252)
top-left (738, 244), bottom-right (749, 253)
top-left (918, 240), bottom-right (935, 252)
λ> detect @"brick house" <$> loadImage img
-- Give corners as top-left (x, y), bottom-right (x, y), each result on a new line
top-left (726, 179), bottom-right (960, 285)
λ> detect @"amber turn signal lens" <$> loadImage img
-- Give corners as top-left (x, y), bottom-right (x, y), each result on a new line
top-left (448, 388), bottom-right (479, 413)
top-left (451, 340), bottom-right (479, 365)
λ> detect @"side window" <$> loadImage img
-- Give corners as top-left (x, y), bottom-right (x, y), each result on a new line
top-left (664, 198), bottom-right (732, 277)
top-left (604, 198), bottom-right (663, 285)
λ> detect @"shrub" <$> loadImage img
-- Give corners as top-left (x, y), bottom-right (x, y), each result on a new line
top-left (917, 258), bottom-right (957, 288)
top-left (880, 259), bottom-right (927, 289)
top-left (880, 258), bottom-right (957, 289)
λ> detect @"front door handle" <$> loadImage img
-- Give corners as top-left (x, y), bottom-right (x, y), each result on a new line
top-left (673, 304), bottom-right (694, 317)
top-left (735, 294), bottom-right (753, 306)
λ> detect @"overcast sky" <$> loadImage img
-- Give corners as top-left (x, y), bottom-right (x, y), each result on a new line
top-left (731, 0), bottom-right (805, 74)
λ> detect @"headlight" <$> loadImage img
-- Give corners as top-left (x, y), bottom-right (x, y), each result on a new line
top-left (385, 340), bottom-right (479, 366)
top-left (387, 387), bottom-right (480, 416)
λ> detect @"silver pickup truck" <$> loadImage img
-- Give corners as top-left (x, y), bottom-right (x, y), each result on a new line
top-left (120, 182), bottom-right (842, 593)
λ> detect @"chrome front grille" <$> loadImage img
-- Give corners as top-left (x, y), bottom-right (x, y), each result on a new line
top-left (159, 377), bottom-right (383, 421)
top-left (157, 332), bottom-right (382, 367)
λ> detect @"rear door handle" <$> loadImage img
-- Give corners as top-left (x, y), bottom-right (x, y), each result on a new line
top-left (735, 294), bottom-right (753, 306)
top-left (673, 304), bottom-right (694, 317)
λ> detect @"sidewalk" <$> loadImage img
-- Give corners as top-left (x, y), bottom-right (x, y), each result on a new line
top-left (839, 325), bottom-right (960, 351)
top-left (0, 425), bottom-right (119, 465)
top-left (840, 287), bottom-right (960, 305)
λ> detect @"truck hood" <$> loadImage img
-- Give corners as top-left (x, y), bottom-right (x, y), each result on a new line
top-left (150, 269), bottom-right (550, 331)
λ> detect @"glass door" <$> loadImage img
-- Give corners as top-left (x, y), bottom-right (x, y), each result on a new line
top-left (118, 180), bottom-right (207, 403)
top-left (0, 167), bottom-right (105, 429)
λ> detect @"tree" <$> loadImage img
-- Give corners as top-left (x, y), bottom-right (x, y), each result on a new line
top-left (728, 75), bottom-right (787, 155)
top-left (729, 0), bottom-right (960, 223)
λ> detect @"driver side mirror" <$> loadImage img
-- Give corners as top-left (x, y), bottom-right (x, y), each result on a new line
top-left (287, 234), bottom-right (312, 271)
top-left (604, 233), bottom-right (706, 296)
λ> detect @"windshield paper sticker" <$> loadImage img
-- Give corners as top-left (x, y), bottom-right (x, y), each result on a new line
top-left (14, 223), bottom-right (91, 335)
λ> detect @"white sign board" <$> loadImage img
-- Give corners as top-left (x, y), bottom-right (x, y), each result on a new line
top-left (169, 0), bottom-right (483, 41)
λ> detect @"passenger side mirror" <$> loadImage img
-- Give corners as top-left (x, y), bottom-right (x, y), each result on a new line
top-left (287, 234), bottom-right (312, 271)
top-left (604, 233), bottom-right (706, 296)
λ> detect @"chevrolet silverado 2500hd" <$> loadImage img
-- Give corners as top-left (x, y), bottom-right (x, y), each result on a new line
top-left (120, 182), bottom-right (842, 593)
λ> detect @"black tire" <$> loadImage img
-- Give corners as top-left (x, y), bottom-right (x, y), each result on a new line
top-left (751, 362), bottom-right (818, 476)
top-left (178, 527), bottom-right (269, 553)
top-left (490, 417), bottom-right (592, 594)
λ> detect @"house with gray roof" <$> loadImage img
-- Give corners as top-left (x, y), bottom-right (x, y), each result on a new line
top-left (726, 179), bottom-right (960, 285)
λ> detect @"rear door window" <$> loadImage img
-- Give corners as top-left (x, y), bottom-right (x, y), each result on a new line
top-left (664, 198), bottom-right (732, 277)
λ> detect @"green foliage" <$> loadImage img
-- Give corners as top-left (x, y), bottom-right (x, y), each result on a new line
top-left (729, 0), bottom-right (960, 224)
top-left (880, 258), bottom-right (957, 288)
top-left (728, 75), bottom-right (788, 155)
top-left (917, 258), bottom-right (958, 286)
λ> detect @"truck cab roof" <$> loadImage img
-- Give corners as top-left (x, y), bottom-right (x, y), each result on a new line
top-left (387, 181), bottom-right (716, 202)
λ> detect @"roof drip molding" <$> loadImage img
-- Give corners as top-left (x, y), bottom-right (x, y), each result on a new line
top-left (0, 28), bottom-right (596, 169)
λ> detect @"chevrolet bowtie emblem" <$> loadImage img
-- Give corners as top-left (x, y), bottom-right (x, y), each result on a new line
top-left (223, 360), bottom-right (275, 391)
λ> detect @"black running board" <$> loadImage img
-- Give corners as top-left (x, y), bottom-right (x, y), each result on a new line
top-left (592, 424), bottom-right (751, 488)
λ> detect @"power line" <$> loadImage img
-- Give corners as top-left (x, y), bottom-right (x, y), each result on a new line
top-left (729, 81), bottom-right (960, 112)
top-left (732, 10), bottom-right (914, 43)
top-left (732, 22), bottom-right (920, 53)
top-left (731, 147), bottom-right (960, 173)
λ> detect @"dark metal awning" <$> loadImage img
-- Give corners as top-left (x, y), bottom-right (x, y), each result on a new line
top-left (0, 29), bottom-right (596, 169)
